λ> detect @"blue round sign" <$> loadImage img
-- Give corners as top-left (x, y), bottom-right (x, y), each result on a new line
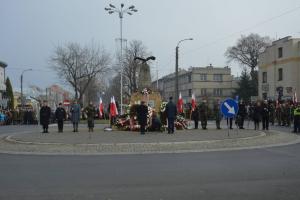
top-left (220, 98), bottom-right (239, 118)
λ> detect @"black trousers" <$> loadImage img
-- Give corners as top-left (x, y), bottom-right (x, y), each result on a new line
top-left (42, 124), bottom-right (49, 132)
top-left (227, 118), bottom-right (233, 128)
top-left (294, 116), bottom-right (300, 133)
top-left (140, 124), bottom-right (146, 134)
top-left (57, 120), bottom-right (64, 132)
top-left (73, 122), bottom-right (78, 131)
top-left (238, 116), bottom-right (245, 128)
top-left (262, 116), bottom-right (269, 130)
top-left (194, 120), bottom-right (199, 129)
top-left (168, 118), bottom-right (175, 133)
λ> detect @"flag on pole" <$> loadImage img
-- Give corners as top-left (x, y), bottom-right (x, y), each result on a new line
top-left (110, 96), bottom-right (118, 117)
top-left (191, 93), bottom-right (196, 111)
top-left (177, 92), bottom-right (183, 113)
top-left (99, 97), bottom-right (104, 118)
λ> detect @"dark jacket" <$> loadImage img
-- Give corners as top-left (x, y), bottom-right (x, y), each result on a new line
top-left (261, 103), bottom-right (270, 118)
top-left (191, 106), bottom-right (200, 121)
top-left (137, 104), bottom-right (148, 125)
top-left (84, 105), bottom-right (96, 121)
top-left (238, 103), bottom-right (247, 117)
top-left (55, 107), bottom-right (66, 121)
top-left (165, 100), bottom-right (177, 119)
top-left (40, 106), bottom-right (51, 125)
top-left (253, 105), bottom-right (262, 122)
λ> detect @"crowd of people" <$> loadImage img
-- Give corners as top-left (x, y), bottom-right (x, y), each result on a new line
top-left (0, 108), bottom-right (38, 126)
top-left (2, 98), bottom-right (300, 135)
top-left (189, 99), bottom-right (300, 133)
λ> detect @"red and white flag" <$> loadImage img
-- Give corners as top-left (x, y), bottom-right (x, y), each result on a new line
top-left (177, 92), bottom-right (184, 113)
top-left (99, 97), bottom-right (104, 118)
top-left (293, 91), bottom-right (298, 104)
top-left (110, 96), bottom-right (118, 117)
top-left (191, 93), bottom-right (196, 111)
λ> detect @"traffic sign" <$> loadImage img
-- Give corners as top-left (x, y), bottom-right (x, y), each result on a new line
top-left (220, 98), bottom-right (239, 118)
top-left (63, 100), bottom-right (70, 106)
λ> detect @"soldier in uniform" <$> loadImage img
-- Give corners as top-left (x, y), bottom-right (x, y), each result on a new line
top-left (55, 103), bottom-right (66, 132)
top-left (237, 100), bottom-right (246, 129)
top-left (191, 105), bottom-right (200, 129)
top-left (84, 102), bottom-right (96, 132)
top-left (213, 102), bottom-right (222, 129)
top-left (281, 103), bottom-right (289, 126)
top-left (40, 101), bottom-right (51, 133)
top-left (269, 101), bottom-right (275, 126)
top-left (199, 101), bottom-right (208, 130)
top-left (261, 100), bottom-right (270, 130)
top-left (276, 103), bottom-right (282, 126)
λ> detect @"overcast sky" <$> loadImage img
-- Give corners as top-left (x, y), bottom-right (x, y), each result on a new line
top-left (1, 0), bottom-right (300, 90)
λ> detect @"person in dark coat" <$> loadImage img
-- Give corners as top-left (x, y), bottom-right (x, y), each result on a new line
top-left (261, 100), bottom-right (270, 130)
top-left (253, 101), bottom-right (262, 130)
top-left (199, 101), bottom-right (208, 130)
top-left (165, 97), bottom-right (177, 134)
top-left (55, 103), bottom-right (66, 133)
top-left (70, 100), bottom-right (81, 132)
top-left (237, 100), bottom-right (246, 129)
top-left (191, 105), bottom-right (199, 129)
top-left (137, 101), bottom-right (148, 134)
top-left (84, 102), bottom-right (96, 132)
top-left (40, 101), bottom-right (51, 133)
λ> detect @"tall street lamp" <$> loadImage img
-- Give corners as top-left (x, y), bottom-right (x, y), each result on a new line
top-left (105, 3), bottom-right (137, 115)
top-left (175, 38), bottom-right (193, 103)
top-left (20, 69), bottom-right (32, 109)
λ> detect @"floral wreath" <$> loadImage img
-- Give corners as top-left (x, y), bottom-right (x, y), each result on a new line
top-left (141, 88), bottom-right (152, 95)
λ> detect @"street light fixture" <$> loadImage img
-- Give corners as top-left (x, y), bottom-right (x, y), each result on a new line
top-left (105, 3), bottom-right (137, 115)
top-left (20, 68), bottom-right (33, 109)
top-left (175, 38), bottom-right (193, 103)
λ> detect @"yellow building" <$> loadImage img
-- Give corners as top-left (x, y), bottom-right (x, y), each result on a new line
top-left (258, 36), bottom-right (300, 101)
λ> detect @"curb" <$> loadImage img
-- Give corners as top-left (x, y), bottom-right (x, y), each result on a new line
top-left (1, 130), bottom-right (300, 156)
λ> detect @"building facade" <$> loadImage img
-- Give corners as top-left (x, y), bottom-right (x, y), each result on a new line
top-left (258, 36), bottom-right (300, 101)
top-left (152, 65), bottom-right (238, 106)
top-left (0, 61), bottom-right (7, 108)
top-left (46, 84), bottom-right (71, 109)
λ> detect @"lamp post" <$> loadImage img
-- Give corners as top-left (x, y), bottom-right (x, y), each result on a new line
top-left (105, 3), bottom-right (137, 115)
top-left (20, 69), bottom-right (32, 109)
top-left (175, 38), bottom-right (193, 103)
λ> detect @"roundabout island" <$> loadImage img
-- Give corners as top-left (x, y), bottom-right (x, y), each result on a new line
top-left (1, 123), bottom-right (299, 155)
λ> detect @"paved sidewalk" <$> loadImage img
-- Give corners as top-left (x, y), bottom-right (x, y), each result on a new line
top-left (1, 123), bottom-right (300, 155)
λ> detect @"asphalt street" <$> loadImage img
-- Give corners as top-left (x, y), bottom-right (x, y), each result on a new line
top-left (1, 143), bottom-right (300, 200)
top-left (1, 123), bottom-right (299, 199)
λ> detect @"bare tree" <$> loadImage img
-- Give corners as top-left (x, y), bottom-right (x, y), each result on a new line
top-left (225, 33), bottom-right (272, 95)
top-left (122, 40), bottom-right (150, 97)
top-left (50, 42), bottom-right (110, 104)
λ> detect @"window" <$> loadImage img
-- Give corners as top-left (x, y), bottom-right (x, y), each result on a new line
top-left (188, 89), bottom-right (192, 97)
top-left (278, 68), bottom-right (283, 81)
top-left (262, 93), bottom-right (267, 100)
top-left (188, 74), bottom-right (192, 83)
top-left (278, 47), bottom-right (283, 58)
top-left (213, 88), bottom-right (222, 96)
top-left (213, 74), bottom-right (223, 81)
top-left (200, 74), bottom-right (207, 81)
top-left (262, 72), bottom-right (267, 83)
top-left (201, 88), bottom-right (207, 96)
